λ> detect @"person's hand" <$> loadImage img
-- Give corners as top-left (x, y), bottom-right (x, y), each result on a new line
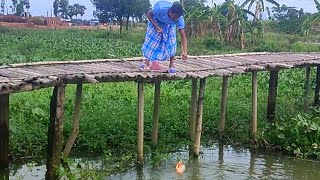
top-left (182, 53), bottom-right (188, 60)
top-left (156, 26), bottom-right (162, 33)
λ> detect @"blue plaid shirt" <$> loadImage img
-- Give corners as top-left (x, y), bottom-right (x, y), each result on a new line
top-left (152, 1), bottom-right (185, 30)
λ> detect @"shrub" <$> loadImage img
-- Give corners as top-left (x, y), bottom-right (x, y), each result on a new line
top-left (0, 15), bottom-right (27, 23)
top-left (29, 17), bottom-right (45, 25)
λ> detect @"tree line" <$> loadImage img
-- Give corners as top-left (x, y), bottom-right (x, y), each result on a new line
top-left (53, 0), bottom-right (87, 19)
top-left (91, 0), bottom-right (151, 33)
top-left (181, 0), bottom-right (320, 49)
top-left (0, 0), bottom-right (30, 16)
top-left (0, 0), bottom-right (87, 20)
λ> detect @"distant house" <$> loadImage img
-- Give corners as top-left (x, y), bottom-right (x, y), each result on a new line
top-left (60, 18), bottom-right (72, 26)
top-left (44, 17), bottom-right (65, 27)
top-left (89, 20), bottom-right (99, 26)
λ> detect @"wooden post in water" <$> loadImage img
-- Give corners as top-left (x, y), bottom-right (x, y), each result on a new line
top-left (304, 67), bottom-right (311, 111)
top-left (193, 78), bottom-right (206, 157)
top-left (219, 76), bottom-right (229, 134)
top-left (314, 66), bottom-right (320, 106)
top-left (152, 80), bottom-right (161, 146)
top-left (0, 94), bottom-right (9, 169)
top-left (252, 71), bottom-right (258, 139)
top-left (267, 70), bottom-right (279, 122)
top-left (63, 83), bottom-right (83, 157)
top-left (46, 85), bottom-right (66, 180)
top-left (137, 82), bottom-right (144, 165)
top-left (189, 79), bottom-right (198, 141)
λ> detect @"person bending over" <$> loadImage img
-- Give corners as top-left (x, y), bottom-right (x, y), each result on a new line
top-left (141, 1), bottom-right (188, 74)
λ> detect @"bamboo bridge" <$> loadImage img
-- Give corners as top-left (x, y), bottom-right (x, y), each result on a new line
top-left (1, 52), bottom-right (320, 179)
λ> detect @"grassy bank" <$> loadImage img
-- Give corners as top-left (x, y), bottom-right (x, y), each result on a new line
top-left (1, 27), bottom-right (320, 176)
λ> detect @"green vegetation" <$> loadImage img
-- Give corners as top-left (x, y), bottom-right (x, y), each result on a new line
top-left (1, 27), bottom-right (320, 172)
top-left (1, 1), bottom-right (320, 175)
top-left (1, 0), bottom-right (320, 179)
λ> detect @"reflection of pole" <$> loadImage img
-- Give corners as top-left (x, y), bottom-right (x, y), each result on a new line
top-left (263, 154), bottom-right (274, 177)
top-left (191, 158), bottom-right (201, 179)
top-left (217, 143), bottom-right (225, 179)
top-left (0, 169), bottom-right (9, 180)
top-left (136, 165), bottom-right (144, 180)
top-left (249, 149), bottom-right (257, 177)
top-left (218, 143), bottom-right (224, 164)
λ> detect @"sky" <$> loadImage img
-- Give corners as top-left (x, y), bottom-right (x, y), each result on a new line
top-left (3, 0), bottom-right (318, 20)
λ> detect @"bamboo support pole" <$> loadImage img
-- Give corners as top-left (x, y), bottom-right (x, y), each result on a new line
top-left (267, 70), bottom-right (279, 122)
top-left (193, 78), bottom-right (206, 157)
top-left (152, 80), bottom-right (161, 146)
top-left (304, 67), bottom-right (311, 111)
top-left (0, 94), bottom-right (9, 169)
top-left (189, 79), bottom-right (198, 141)
top-left (219, 76), bottom-right (229, 133)
top-left (63, 83), bottom-right (83, 157)
top-left (252, 71), bottom-right (258, 138)
top-left (314, 66), bottom-right (320, 106)
top-left (46, 85), bottom-right (66, 180)
top-left (137, 82), bottom-right (144, 165)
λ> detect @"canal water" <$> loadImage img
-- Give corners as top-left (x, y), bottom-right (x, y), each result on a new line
top-left (3, 144), bottom-right (320, 180)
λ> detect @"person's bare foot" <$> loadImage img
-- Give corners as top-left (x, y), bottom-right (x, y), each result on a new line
top-left (150, 61), bottom-right (162, 71)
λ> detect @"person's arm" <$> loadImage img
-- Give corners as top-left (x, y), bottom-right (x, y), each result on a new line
top-left (146, 11), bottom-right (162, 33)
top-left (179, 29), bottom-right (188, 60)
top-left (177, 16), bottom-right (188, 60)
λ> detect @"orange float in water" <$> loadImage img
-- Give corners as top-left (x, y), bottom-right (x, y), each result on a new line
top-left (176, 161), bottom-right (186, 174)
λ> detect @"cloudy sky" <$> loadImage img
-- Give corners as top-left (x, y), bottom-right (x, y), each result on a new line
top-left (5, 0), bottom-right (317, 20)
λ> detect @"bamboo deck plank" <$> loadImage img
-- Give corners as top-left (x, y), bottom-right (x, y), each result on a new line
top-left (0, 52), bottom-right (319, 94)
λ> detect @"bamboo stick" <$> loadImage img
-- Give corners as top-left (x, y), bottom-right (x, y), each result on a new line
top-left (137, 82), bottom-right (144, 165)
top-left (0, 52), bottom-right (273, 69)
top-left (0, 94), bottom-right (9, 169)
top-left (189, 79), bottom-right (198, 141)
top-left (193, 78), bottom-right (206, 157)
top-left (219, 76), bottom-right (229, 133)
top-left (63, 83), bottom-right (83, 157)
top-left (252, 71), bottom-right (258, 139)
top-left (46, 85), bottom-right (66, 180)
top-left (152, 80), bottom-right (161, 146)
top-left (267, 70), bottom-right (279, 122)
top-left (304, 67), bottom-right (311, 111)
